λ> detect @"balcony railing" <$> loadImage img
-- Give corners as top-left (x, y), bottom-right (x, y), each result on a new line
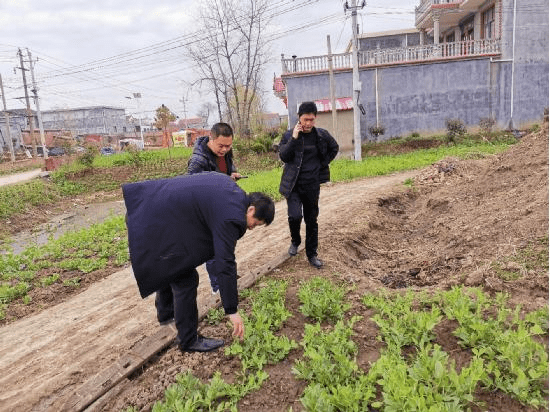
top-left (415, 0), bottom-right (464, 27)
top-left (415, 0), bottom-right (463, 17)
top-left (281, 39), bottom-right (501, 75)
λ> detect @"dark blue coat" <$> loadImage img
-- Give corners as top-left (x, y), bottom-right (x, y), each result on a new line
top-left (122, 172), bottom-right (248, 314)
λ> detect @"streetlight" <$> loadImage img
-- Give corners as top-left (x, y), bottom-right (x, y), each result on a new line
top-left (125, 93), bottom-right (144, 149)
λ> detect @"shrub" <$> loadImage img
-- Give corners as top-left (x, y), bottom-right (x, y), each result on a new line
top-left (78, 145), bottom-right (98, 168)
top-left (479, 117), bottom-right (496, 133)
top-left (445, 118), bottom-right (466, 143)
top-left (368, 125), bottom-right (385, 139)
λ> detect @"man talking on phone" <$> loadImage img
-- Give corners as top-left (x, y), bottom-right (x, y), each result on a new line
top-left (278, 101), bottom-right (339, 268)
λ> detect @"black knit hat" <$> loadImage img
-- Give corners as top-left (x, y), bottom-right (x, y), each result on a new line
top-left (298, 101), bottom-right (317, 117)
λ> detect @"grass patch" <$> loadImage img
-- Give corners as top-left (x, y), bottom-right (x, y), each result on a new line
top-left (492, 236), bottom-right (549, 281)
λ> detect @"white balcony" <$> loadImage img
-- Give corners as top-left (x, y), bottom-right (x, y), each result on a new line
top-left (281, 39), bottom-right (501, 75)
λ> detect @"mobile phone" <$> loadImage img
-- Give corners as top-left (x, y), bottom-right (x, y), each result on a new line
top-left (235, 175), bottom-right (248, 180)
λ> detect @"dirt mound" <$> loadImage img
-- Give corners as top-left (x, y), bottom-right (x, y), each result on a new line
top-left (325, 126), bottom-right (549, 308)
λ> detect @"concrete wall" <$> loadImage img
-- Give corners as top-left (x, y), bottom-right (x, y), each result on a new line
top-left (41, 107), bottom-right (133, 135)
top-left (499, 0), bottom-right (549, 129)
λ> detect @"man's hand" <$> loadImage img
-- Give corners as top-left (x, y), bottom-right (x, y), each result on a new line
top-left (230, 172), bottom-right (242, 181)
top-left (292, 122), bottom-right (302, 139)
top-left (228, 312), bottom-right (244, 340)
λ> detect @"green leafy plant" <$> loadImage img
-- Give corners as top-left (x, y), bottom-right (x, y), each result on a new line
top-left (39, 273), bottom-right (59, 287)
top-left (226, 279), bottom-right (297, 372)
top-left (63, 277), bottom-right (81, 287)
top-left (205, 307), bottom-right (225, 325)
top-left (297, 276), bottom-right (350, 323)
top-left (152, 279), bottom-right (296, 411)
top-left (293, 316), bottom-right (376, 411)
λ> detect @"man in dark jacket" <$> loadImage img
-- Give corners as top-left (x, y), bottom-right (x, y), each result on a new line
top-left (187, 122), bottom-right (242, 294)
top-left (278, 101), bottom-right (339, 269)
top-left (187, 122), bottom-right (242, 181)
top-left (123, 172), bottom-right (275, 352)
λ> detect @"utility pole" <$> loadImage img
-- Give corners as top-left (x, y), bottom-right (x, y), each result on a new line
top-left (344, 0), bottom-right (366, 161)
top-left (179, 94), bottom-right (188, 129)
top-left (27, 49), bottom-right (48, 159)
top-left (18, 48), bottom-right (37, 157)
top-left (133, 93), bottom-right (144, 148)
top-left (327, 35), bottom-right (339, 147)
top-left (0, 74), bottom-right (15, 162)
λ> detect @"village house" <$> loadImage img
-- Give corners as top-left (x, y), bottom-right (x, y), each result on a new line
top-left (274, 0), bottom-right (549, 153)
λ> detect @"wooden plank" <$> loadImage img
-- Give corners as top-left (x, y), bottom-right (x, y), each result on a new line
top-left (64, 326), bottom-right (175, 411)
top-left (70, 249), bottom-right (299, 412)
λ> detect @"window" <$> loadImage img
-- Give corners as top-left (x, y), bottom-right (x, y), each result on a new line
top-left (482, 6), bottom-right (495, 39)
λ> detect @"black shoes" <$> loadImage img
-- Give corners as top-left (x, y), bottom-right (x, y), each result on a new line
top-left (288, 243), bottom-right (299, 256)
top-left (289, 243), bottom-right (322, 268)
top-left (180, 335), bottom-right (225, 353)
top-left (308, 256), bottom-right (323, 269)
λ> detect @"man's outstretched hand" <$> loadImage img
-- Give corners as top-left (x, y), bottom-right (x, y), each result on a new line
top-left (228, 312), bottom-right (244, 340)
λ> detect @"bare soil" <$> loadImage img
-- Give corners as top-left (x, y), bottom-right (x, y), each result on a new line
top-left (0, 126), bottom-right (547, 412)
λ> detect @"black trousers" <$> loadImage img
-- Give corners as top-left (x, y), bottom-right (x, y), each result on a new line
top-left (286, 184), bottom-right (320, 259)
top-left (155, 268), bottom-right (199, 348)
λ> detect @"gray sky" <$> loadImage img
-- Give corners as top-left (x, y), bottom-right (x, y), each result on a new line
top-left (0, 0), bottom-right (417, 121)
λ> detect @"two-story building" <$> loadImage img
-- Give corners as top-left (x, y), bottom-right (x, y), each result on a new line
top-left (275, 0), bottom-right (548, 153)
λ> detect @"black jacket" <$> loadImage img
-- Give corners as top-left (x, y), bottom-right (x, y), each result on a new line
top-left (122, 172), bottom-right (248, 314)
top-left (278, 127), bottom-right (339, 198)
top-left (187, 135), bottom-right (237, 175)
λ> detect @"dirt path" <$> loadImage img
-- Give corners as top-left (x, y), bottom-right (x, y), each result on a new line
top-left (0, 168), bottom-right (45, 186)
top-left (0, 170), bottom-right (417, 412)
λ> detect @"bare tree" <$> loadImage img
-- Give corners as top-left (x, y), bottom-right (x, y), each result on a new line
top-left (187, 0), bottom-right (271, 138)
top-left (197, 102), bottom-right (215, 128)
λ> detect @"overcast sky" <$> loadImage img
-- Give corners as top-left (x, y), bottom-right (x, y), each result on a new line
top-left (0, 0), bottom-right (417, 122)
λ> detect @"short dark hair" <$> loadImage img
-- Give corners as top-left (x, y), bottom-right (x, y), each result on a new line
top-left (298, 101), bottom-right (318, 117)
top-left (248, 192), bottom-right (275, 225)
top-left (211, 122), bottom-right (233, 139)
